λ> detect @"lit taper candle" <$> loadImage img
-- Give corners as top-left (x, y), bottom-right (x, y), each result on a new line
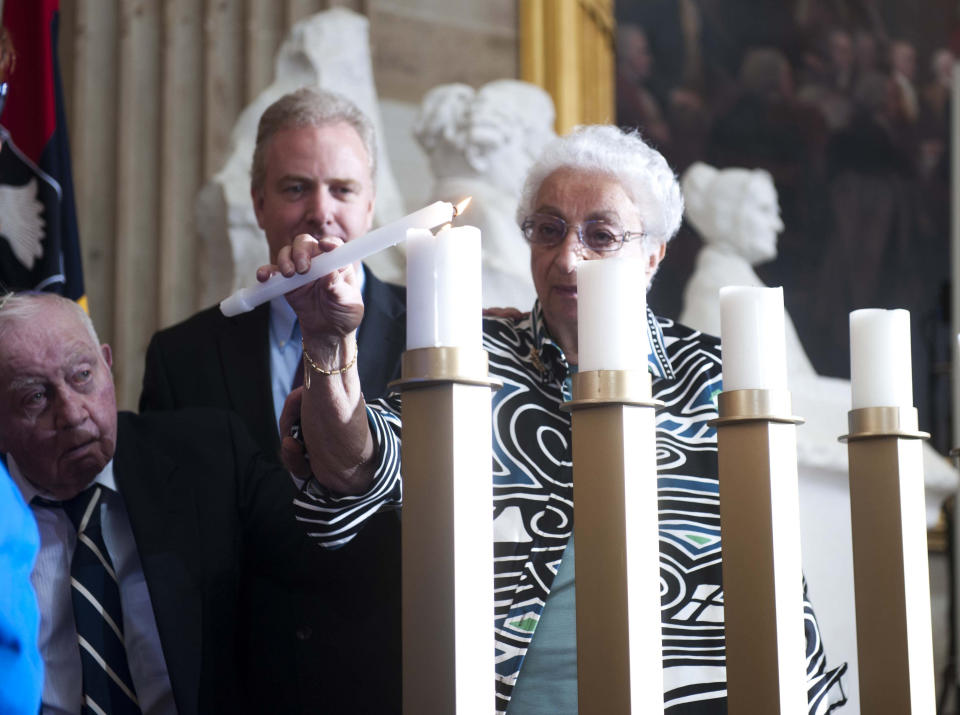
top-left (220, 199), bottom-right (469, 317)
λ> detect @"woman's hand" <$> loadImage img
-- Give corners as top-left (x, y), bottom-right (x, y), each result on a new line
top-left (257, 233), bottom-right (364, 364)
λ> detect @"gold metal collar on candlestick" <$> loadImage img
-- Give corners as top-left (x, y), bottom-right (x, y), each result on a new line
top-left (709, 389), bottom-right (804, 426)
top-left (560, 369), bottom-right (663, 411)
top-left (389, 346), bottom-right (502, 392)
top-left (839, 406), bottom-right (929, 442)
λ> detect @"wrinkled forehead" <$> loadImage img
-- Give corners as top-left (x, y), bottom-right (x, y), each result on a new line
top-left (536, 167), bottom-right (634, 209)
top-left (0, 307), bottom-right (100, 375)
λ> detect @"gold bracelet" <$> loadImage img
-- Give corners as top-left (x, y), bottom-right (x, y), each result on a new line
top-left (301, 339), bottom-right (358, 390)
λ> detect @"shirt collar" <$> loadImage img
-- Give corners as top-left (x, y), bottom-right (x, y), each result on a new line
top-left (8, 453), bottom-right (118, 504)
top-left (529, 301), bottom-right (673, 381)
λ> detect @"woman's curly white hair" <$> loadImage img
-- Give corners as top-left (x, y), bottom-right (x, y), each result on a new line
top-left (516, 125), bottom-right (683, 245)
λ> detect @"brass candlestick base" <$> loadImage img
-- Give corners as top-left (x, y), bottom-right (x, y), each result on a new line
top-left (391, 346), bottom-right (500, 714)
top-left (840, 406), bottom-right (935, 715)
top-left (711, 389), bottom-right (807, 715)
top-left (564, 369), bottom-right (664, 715)
top-left (389, 346), bottom-right (502, 391)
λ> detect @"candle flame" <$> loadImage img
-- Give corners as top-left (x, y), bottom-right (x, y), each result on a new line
top-left (453, 197), bottom-right (472, 217)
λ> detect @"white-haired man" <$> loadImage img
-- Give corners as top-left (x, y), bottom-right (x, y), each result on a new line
top-left (1, 291), bottom-right (398, 714)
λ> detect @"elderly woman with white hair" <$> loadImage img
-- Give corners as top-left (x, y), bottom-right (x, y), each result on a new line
top-left (275, 126), bottom-right (846, 713)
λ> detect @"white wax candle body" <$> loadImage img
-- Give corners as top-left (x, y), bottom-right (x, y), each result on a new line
top-left (220, 200), bottom-right (455, 317)
top-left (576, 257), bottom-right (649, 372)
top-left (849, 309), bottom-right (913, 408)
top-left (718, 286), bottom-right (788, 391)
top-left (406, 225), bottom-right (482, 350)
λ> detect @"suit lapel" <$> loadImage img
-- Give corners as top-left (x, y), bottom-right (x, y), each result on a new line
top-left (216, 304), bottom-right (279, 456)
top-left (357, 269), bottom-right (405, 398)
top-left (114, 413), bottom-right (203, 715)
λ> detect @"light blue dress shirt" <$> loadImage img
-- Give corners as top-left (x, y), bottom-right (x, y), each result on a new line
top-left (268, 296), bottom-right (302, 430)
top-left (9, 457), bottom-right (177, 715)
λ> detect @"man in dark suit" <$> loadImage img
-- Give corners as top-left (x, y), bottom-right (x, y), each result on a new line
top-left (140, 86), bottom-right (405, 456)
top-left (1, 291), bottom-right (399, 714)
top-left (137, 88), bottom-right (404, 713)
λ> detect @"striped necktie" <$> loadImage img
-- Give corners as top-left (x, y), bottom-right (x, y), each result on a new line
top-left (41, 485), bottom-right (142, 714)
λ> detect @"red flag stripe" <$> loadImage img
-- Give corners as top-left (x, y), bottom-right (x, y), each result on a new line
top-left (2, 0), bottom-right (58, 163)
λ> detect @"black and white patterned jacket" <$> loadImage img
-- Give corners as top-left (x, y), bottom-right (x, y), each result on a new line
top-left (294, 303), bottom-right (847, 714)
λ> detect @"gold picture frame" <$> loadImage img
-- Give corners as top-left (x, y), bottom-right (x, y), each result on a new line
top-left (519, 0), bottom-right (616, 134)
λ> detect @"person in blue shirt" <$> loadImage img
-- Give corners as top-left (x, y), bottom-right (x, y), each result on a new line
top-left (0, 454), bottom-right (43, 715)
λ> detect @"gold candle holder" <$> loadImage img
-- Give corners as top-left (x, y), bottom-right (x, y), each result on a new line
top-left (389, 347), bottom-right (501, 714)
top-left (840, 406), bottom-right (935, 714)
top-left (711, 389), bottom-right (808, 715)
top-left (560, 369), bottom-right (664, 714)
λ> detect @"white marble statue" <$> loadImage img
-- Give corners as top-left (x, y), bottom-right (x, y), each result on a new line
top-left (195, 8), bottom-right (405, 306)
top-left (413, 80), bottom-right (557, 308)
top-left (679, 161), bottom-right (817, 376)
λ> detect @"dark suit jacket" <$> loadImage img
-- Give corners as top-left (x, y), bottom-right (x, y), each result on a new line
top-left (139, 266), bottom-right (407, 457)
top-left (137, 267), bottom-right (405, 713)
top-left (118, 409), bottom-right (401, 715)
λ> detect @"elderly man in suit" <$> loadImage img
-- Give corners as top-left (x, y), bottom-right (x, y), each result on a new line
top-left (1, 291), bottom-right (398, 714)
top-left (137, 86), bottom-right (403, 713)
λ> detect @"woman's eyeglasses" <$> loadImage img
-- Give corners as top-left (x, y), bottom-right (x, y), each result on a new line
top-left (521, 213), bottom-right (647, 253)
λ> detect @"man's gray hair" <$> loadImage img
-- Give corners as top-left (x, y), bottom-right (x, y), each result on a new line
top-left (516, 125), bottom-right (683, 245)
top-left (250, 86), bottom-right (377, 194)
top-left (0, 291), bottom-right (101, 348)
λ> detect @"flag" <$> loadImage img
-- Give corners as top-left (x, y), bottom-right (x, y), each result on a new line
top-left (0, 0), bottom-right (85, 308)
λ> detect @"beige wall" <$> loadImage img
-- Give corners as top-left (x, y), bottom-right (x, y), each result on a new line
top-left (57, 0), bottom-right (516, 409)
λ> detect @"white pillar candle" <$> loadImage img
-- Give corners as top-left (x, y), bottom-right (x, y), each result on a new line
top-left (220, 200), bottom-right (456, 316)
top-left (718, 286), bottom-right (788, 391)
top-left (849, 308), bottom-right (913, 409)
top-left (406, 225), bottom-right (482, 350)
top-left (576, 256), bottom-right (649, 372)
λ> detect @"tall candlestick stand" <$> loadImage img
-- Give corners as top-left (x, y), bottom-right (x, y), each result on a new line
top-left (390, 347), bottom-right (501, 714)
top-left (712, 389), bottom-right (807, 715)
top-left (560, 369), bottom-right (664, 714)
top-left (841, 407), bottom-right (935, 714)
